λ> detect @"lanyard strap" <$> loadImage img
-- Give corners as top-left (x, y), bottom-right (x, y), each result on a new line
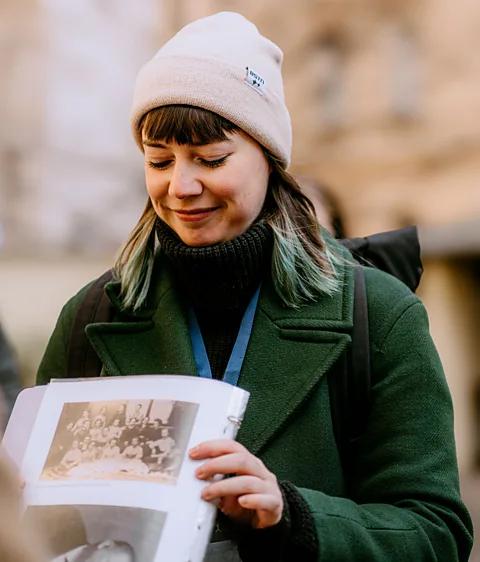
top-left (188, 285), bottom-right (261, 386)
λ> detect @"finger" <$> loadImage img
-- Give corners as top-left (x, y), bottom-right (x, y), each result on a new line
top-left (202, 475), bottom-right (267, 501)
top-left (196, 452), bottom-right (268, 480)
top-left (238, 493), bottom-right (282, 513)
top-left (189, 439), bottom-right (246, 460)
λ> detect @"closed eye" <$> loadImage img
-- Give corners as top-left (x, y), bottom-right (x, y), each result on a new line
top-left (147, 160), bottom-right (172, 170)
top-left (147, 156), bottom-right (228, 170)
top-left (199, 156), bottom-right (229, 168)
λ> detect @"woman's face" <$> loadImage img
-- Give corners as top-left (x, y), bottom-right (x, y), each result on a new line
top-left (143, 130), bottom-right (270, 247)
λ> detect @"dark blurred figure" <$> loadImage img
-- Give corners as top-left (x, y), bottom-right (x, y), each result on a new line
top-left (0, 322), bottom-right (21, 422)
top-left (0, 227), bottom-right (21, 421)
top-left (297, 177), bottom-right (345, 239)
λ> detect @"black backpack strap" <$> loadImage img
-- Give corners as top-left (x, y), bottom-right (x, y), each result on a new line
top-left (67, 269), bottom-right (115, 379)
top-left (348, 266), bottom-right (371, 443)
top-left (329, 266), bottom-right (371, 470)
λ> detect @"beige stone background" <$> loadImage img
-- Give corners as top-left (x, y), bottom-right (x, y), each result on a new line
top-left (1, 0), bottom-right (480, 556)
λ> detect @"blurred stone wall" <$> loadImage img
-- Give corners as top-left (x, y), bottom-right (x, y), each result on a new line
top-left (160, 0), bottom-right (480, 473)
top-left (161, 0), bottom-right (480, 235)
top-left (0, 0), bottom-right (161, 258)
top-left (0, 0), bottom-right (161, 383)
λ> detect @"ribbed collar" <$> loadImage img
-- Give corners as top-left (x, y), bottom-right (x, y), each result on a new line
top-left (155, 219), bottom-right (273, 311)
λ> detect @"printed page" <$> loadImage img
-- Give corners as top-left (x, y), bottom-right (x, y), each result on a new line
top-left (20, 375), bottom-right (249, 562)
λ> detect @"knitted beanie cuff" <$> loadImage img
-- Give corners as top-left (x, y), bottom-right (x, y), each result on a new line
top-left (131, 56), bottom-right (291, 168)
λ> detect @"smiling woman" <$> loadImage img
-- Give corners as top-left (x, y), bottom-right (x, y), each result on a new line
top-left (37, 11), bottom-right (473, 562)
top-left (141, 107), bottom-right (270, 247)
top-left (114, 102), bottom-right (340, 312)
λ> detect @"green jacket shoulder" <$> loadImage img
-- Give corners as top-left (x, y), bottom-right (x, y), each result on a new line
top-left (36, 279), bottom-right (96, 385)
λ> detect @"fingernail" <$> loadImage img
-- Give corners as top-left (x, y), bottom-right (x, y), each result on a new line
top-left (189, 447), bottom-right (199, 458)
top-left (195, 468), bottom-right (204, 479)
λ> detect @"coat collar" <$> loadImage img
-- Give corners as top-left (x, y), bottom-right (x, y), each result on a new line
top-left (86, 243), bottom-right (354, 455)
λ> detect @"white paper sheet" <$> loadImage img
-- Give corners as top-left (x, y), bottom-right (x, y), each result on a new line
top-left (3, 376), bottom-right (249, 562)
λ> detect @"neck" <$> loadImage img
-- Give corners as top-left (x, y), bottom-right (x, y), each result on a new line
top-left (156, 219), bottom-right (273, 311)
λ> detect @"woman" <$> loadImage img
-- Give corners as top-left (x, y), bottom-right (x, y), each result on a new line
top-left (37, 11), bottom-right (472, 561)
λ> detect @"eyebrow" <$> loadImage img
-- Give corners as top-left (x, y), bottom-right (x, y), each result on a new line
top-left (142, 139), bottom-right (233, 148)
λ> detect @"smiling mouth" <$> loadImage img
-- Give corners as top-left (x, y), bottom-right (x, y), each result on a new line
top-left (171, 207), bottom-right (220, 222)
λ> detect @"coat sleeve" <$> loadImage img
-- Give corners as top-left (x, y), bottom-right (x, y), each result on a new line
top-left (36, 285), bottom-right (91, 386)
top-left (296, 271), bottom-right (473, 561)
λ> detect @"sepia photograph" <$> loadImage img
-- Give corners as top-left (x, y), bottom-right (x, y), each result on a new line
top-left (40, 399), bottom-right (198, 484)
top-left (25, 504), bottom-right (166, 562)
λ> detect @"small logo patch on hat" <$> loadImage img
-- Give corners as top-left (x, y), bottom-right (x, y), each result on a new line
top-left (245, 67), bottom-right (266, 95)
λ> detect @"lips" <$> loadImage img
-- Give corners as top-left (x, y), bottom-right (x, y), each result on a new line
top-left (172, 207), bottom-right (219, 223)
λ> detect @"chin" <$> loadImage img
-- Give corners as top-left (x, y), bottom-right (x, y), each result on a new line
top-left (175, 225), bottom-right (238, 247)
top-left (180, 233), bottom-right (225, 247)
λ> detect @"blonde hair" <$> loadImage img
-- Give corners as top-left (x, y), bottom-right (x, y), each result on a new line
top-left (115, 105), bottom-right (341, 311)
top-left (113, 199), bottom-right (157, 311)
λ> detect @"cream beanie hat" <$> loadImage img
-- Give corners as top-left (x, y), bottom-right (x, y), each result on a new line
top-left (131, 12), bottom-right (292, 168)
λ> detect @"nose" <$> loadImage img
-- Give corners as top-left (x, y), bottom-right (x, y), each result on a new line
top-left (168, 161), bottom-right (203, 199)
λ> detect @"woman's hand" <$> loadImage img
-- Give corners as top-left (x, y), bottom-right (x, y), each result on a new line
top-left (189, 439), bottom-right (283, 529)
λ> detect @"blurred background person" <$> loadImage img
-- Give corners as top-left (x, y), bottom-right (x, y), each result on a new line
top-left (296, 177), bottom-right (345, 238)
top-left (0, 325), bottom-right (21, 422)
top-left (0, 453), bottom-right (47, 562)
top-left (0, 393), bottom-right (47, 562)
top-left (0, 226), bottom-right (21, 421)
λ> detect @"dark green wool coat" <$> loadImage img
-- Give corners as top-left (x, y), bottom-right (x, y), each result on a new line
top-left (37, 250), bottom-right (473, 561)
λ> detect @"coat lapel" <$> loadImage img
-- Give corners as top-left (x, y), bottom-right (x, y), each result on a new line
top-left (238, 260), bottom-right (354, 456)
top-left (86, 242), bottom-right (355, 457)
top-left (86, 265), bottom-right (198, 377)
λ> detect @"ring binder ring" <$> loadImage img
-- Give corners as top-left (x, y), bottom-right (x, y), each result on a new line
top-left (227, 415), bottom-right (242, 427)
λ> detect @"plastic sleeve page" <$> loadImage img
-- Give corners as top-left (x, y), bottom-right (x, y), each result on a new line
top-left (188, 384), bottom-right (250, 562)
top-left (20, 375), bottom-right (249, 562)
top-left (2, 385), bottom-right (46, 469)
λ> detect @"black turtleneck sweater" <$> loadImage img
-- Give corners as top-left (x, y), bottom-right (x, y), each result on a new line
top-left (156, 220), bottom-right (318, 561)
top-left (156, 219), bottom-right (273, 380)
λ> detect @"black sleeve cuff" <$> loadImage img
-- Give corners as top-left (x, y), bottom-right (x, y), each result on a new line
top-left (278, 481), bottom-right (318, 561)
top-left (236, 481), bottom-right (318, 562)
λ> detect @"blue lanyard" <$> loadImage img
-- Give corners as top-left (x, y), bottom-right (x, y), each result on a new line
top-left (188, 285), bottom-right (261, 386)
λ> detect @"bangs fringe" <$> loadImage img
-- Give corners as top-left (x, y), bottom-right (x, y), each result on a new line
top-left (141, 105), bottom-right (239, 146)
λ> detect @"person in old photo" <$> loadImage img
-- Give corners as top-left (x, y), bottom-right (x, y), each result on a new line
top-left (59, 441), bottom-right (82, 471)
top-left (37, 11), bottom-right (473, 562)
top-left (72, 411), bottom-right (90, 434)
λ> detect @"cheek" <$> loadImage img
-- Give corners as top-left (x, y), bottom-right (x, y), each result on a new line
top-left (144, 168), bottom-right (166, 199)
top-left (218, 165), bottom-right (269, 209)
top-left (233, 175), bottom-right (269, 215)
